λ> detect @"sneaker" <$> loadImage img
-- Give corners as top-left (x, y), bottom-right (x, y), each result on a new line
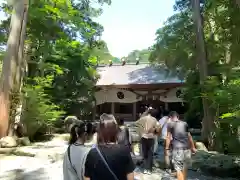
top-left (143, 170), bottom-right (151, 175)
top-left (165, 169), bottom-right (172, 174)
top-left (146, 170), bottom-right (152, 175)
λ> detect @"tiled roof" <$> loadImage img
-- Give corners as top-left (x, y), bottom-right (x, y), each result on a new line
top-left (96, 63), bottom-right (184, 86)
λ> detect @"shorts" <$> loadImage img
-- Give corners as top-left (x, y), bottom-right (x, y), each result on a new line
top-left (172, 149), bottom-right (191, 171)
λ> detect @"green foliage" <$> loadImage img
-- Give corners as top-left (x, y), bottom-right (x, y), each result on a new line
top-left (149, 6), bottom-right (200, 124)
top-left (46, 40), bottom-right (99, 117)
top-left (211, 78), bottom-right (240, 119)
top-left (149, 0), bottom-right (240, 152)
top-left (125, 49), bottom-right (151, 63)
top-left (0, 0), bottom-right (111, 137)
top-left (21, 77), bottom-right (64, 139)
top-left (183, 71), bottom-right (203, 128)
top-left (92, 40), bottom-right (113, 64)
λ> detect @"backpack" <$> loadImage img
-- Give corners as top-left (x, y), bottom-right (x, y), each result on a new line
top-left (117, 126), bottom-right (130, 146)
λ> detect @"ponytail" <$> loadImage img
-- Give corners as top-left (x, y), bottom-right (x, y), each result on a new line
top-left (68, 122), bottom-right (89, 144)
top-left (86, 122), bottom-right (93, 134)
top-left (69, 124), bottom-right (78, 144)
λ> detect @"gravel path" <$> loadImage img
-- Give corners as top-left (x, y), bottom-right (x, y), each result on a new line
top-left (0, 157), bottom-right (236, 180)
top-left (0, 139), bottom-right (238, 180)
top-left (0, 156), bottom-right (62, 180)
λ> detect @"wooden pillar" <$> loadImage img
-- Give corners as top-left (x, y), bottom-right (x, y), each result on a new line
top-left (111, 102), bottom-right (115, 115)
top-left (133, 102), bottom-right (137, 121)
top-left (92, 101), bottom-right (96, 121)
top-left (164, 102), bottom-right (169, 111)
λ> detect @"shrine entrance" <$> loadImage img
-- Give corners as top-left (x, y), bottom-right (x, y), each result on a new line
top-left (94, 63), bottom-right (186, 121)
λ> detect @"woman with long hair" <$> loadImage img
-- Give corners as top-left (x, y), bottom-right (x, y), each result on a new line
top-left (63, 121), bottom-right (91, 180)
top-left (84, 114), bottom-right (135, 180)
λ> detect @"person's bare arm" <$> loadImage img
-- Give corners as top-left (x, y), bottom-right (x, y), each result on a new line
top-left (84, 177), bottom-right (90, 180)
top-left (127, 172), bottom-right (134, 180)
top-left (165, 129), bottom-right (171, 150)
top-left (186, 123), bottom-right (196, 153)
top-left (154, 119), bottom-right (162, 136)
top-left (188, 132), bottom-right (196, 153)
top-left (156, 126), bottom-right (162, 136)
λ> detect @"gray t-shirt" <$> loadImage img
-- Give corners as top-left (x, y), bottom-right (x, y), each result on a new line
top-left (167, 120), bottom-right (190, 149)
top-left (63, 144), bottom-right (90, 180)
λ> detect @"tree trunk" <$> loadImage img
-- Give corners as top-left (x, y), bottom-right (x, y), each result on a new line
top-left (236, 0), bottom-right (240, 8)
top-left (9, 0), bottom-right (29, 137)
top-left (192, 0), bottom-right (215, 149)
top-left (0, 0), bottom-right (29, 138)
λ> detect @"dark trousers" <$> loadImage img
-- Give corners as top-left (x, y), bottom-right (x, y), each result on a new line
top-left (141, 137), bottom-right (154, 171)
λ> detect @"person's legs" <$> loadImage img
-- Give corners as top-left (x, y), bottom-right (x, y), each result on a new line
top-left (163, 139), bottom-right (171, 170)
top-left (169, 145), bottom-right (177, 176)
top-left (146, 138), bottom-right (154, 172)
top-left (172, 149), bottom-right (185, 180)
top-left (169, 151), bottom-right (177, 176)
top-left (176, 170), bottom-right (185, 180)
top-left (141, 138), bottom-right (154, 174)
top-left (153, 135), bottom-right (158, 154)
top-left (182, 149), bottom-right (192, 180)
top-left (164, 150), bottom-right (170, 168)
top-left (141, 138), bottom-right (148, 170)
top-left (182, 167), bottom-right (187, 180)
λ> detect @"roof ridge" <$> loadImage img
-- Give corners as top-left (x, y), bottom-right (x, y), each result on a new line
top-left (96, 63), bottom-right (184, 86)
top-left (97, 62), bottom-right (151, 67)
top-left (96, 64), bottom-right (169, 69)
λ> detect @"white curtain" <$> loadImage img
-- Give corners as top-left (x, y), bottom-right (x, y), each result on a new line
top-left (160, 88), bottom-right (184, 102)
top-left (95, 89), bottom-right (142, 105)
top-left (95, 88), bottom-right (184, 105)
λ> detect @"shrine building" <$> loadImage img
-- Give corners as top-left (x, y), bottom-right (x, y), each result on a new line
top-left (94, 62), bottom-right (186, 121)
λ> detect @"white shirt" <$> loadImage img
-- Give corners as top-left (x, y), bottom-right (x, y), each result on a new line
top-left (159, 116), bottom-right (169, 139)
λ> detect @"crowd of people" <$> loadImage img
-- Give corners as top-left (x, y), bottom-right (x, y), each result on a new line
top-left (63, 108), bottom-right (196, 180)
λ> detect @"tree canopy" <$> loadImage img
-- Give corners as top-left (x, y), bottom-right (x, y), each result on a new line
top-left (124, 49), bottom-right (151, 63)
top-left (0, 0), bottom-right (111, 138)
top-left (92, 40), bottom-right (114, 64)
top-left (149, 0), bottom-right (240, 152)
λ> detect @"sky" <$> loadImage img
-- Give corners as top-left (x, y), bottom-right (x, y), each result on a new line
top-left (0, 0), bottom-right (176, 57)
top-left (95, 0), bottom-right (176, 57)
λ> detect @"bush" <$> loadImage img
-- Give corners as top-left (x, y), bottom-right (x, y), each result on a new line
top-left (215, 118), bottom-right (240, 155)
top-left (21, 77), bottom-right (64, 140)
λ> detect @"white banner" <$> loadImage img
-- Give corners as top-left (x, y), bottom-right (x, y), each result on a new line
top-left (95, 89), bottom-right (142, 105)
top-left (95, 88), bottom-right (184, 105)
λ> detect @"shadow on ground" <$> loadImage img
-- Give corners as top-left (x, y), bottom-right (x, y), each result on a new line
top-left (30, 145), bottom-right (63, 149)
top-left (0, 168), bottom-right (48, 180)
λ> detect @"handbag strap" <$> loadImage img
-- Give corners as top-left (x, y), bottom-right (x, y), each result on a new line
top-left (95, 146), bottom-right (119, 180)
top-left (67, 145), bottom-right (79, 179)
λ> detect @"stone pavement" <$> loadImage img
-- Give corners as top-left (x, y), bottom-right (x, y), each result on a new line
top-left (0, 136), bottom-right (238, 180)
top-left (0, 155), bottom-right (237, 180)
